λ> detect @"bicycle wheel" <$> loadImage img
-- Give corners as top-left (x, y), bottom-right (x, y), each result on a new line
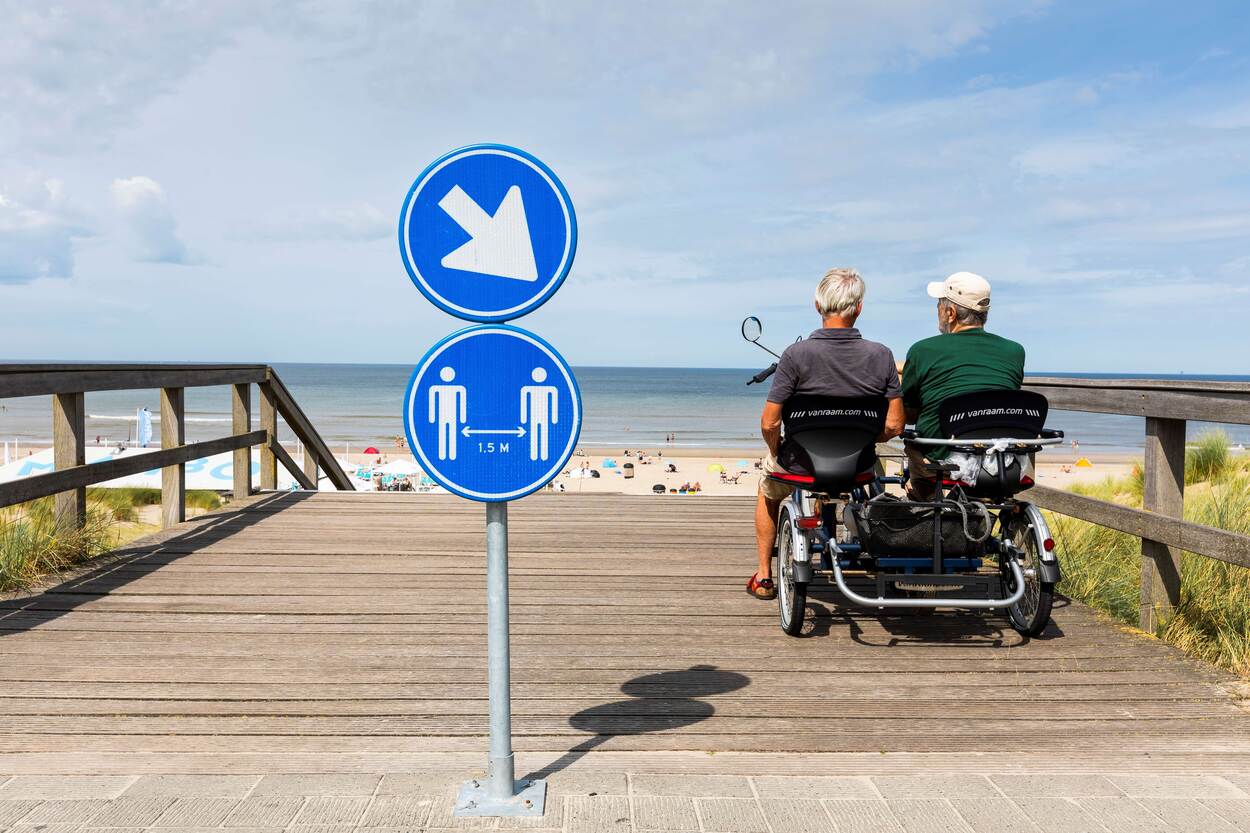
top-left (777, 513), bottom-right (807, 636)
top-left (1005, 504), bottom-right (1054, 637)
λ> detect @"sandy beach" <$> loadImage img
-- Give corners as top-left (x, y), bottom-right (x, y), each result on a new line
top-left (4, 441), bottom-right (1139, 497)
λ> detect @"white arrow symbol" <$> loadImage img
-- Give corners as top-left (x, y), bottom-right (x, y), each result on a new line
top-left (438, 185), bottom-right (539, 282)
top-left (462, 426), bottom-right (526, 437)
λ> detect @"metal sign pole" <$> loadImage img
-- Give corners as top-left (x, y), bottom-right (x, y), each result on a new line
top-left (454, 501), bottom-right (545, 816)
top-left (485, 500), bottom-right (515, 799)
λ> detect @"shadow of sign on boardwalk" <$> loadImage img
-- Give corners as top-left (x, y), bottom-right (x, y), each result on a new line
top-left (523, 665), bottom-right (750, 782)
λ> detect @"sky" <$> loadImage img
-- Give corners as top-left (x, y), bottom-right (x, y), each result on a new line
top-left (1, 0), bottom-right (1248, 372)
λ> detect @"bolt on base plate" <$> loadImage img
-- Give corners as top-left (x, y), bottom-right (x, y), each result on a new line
top-left (453, 778), bottom-right (547, 817)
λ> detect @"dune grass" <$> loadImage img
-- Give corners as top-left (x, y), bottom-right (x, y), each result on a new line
top-left (1046, 432), bottom-right (1250, 678)
top-left (0, 488), bottom-right (225, 592)
top-left (0, 497), bottom-right (117, 591)
top-left (84, 487), bottom-right (223, 521)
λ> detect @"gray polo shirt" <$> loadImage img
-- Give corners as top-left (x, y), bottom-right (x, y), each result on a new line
top-left (766, 328), bottom-right (901, 404)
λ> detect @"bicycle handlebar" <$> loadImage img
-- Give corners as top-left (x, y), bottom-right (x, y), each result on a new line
top-left (747, 363), bottom-right (778, 385)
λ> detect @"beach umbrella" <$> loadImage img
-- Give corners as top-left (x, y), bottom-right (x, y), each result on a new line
top-left (707, 463), bottom-right (725, 473)
top-left (602, 459), bottom-right (617, 468)
top-left (379, 459), bottom-right (420, 475)
top-left (363, 446), bottom-right (380, 455)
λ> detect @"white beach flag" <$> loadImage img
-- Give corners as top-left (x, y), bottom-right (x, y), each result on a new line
top-left (137, 408), bottom-right (153, 447)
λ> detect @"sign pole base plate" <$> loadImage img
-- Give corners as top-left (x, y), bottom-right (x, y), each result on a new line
top-left (453, 778), bottom-right (547, 817)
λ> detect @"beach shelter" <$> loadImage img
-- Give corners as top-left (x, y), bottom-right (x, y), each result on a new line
top-left (1075, 457), bottom-right (1093, 468)
top-left (602, 459), bottom-right (617, 468)
top-left (736, 459), bottom-right (750, 469)
top-left (363, 446), bottom-right (380, 455)
top-left (707, 463), bottom-right (725, 473)
top-left (652, 483), bottom-right (666, 494)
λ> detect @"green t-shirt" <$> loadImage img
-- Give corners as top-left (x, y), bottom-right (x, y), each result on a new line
top-left (901, 328), bottom-right (1025, 457)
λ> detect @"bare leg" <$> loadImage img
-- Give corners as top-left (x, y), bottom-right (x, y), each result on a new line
top-left (754, 493), bottom-right (781, 580)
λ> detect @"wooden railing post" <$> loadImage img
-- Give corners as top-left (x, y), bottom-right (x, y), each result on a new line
top-left (160, 388), bottom-right (185, 529)
top-left (232, 383), bottom-right (252, 500)
top-left (302, 445), bottom-right (318, 489)
top-left (1141, 417), bottom-right (1185, 631)
top-left (259, 380), bottom-right (277, 490)
top-left (52, 392), bottom-right (85, 530)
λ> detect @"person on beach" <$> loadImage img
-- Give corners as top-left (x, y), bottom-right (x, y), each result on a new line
top-left (751, 268), bottom-right (905, 600)
top-left (900, 272), bottom-right (1024, 500)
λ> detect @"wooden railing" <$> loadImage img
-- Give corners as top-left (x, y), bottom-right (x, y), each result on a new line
top-left (0, 363), bottom-right (353, 531)
top-left (1021, 376), bottom-right (1250, 631)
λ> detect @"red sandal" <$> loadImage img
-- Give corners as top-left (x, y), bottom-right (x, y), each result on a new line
top-left (747, 573), bottom-right (776, 600)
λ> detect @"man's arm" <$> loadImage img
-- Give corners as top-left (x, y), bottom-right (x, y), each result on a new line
top-left (900, 346), bottom-right (921, 425)
top-left (878, 397), bottom-right (905, 442)
top-left (760, 401), bottom-right (783, 457)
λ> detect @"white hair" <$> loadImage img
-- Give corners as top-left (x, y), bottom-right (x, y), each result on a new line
top-left (815, 267), bottom-right (865, 317)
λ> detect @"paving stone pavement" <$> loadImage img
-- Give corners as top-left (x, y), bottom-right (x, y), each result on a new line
top-left (0, 773), bottom-right (1246, 832)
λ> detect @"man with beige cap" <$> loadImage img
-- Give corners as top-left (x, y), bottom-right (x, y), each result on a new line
top-left (900, 271), bottom-right (1025, 499)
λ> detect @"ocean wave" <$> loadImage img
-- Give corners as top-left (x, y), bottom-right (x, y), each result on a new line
top-left (88, 413), bottom-right (232, 424)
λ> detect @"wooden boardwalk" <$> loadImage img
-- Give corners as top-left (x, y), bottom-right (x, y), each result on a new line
top-left (1, 491), bottom-right (1248, 778)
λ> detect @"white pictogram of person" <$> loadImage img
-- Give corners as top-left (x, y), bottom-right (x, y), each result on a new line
top-left (520, 367), bottom-right (558, 461)
top-left (428, 366), bottom-right (467, 460)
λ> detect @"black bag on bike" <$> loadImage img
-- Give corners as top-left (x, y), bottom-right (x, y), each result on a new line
top-left (849, 494), bottom-right (989, 557)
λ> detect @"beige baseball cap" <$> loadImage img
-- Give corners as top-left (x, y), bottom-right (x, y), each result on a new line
top-left (927, 271), bottom-right (991, 311)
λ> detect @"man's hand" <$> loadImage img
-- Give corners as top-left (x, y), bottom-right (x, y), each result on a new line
top-left (760, 401), bottom-right (783, 457)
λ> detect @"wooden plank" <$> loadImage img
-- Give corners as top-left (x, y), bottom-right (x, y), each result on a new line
top-left (1026, 375), bottom-right (1250, 394)
top-left (0, 431), bottom-right (266, 508)
top-left (267, 370), bottom-right (354, 491)
top-left (259, 381), bottom-right (277, 490)
top-left (0, 492), bottom-right (1244, 775)
top-left (51, 391), bottom-right (85, 529)
top-left (0, 367), bottom-right (268, 399)
top-left (270, 437), bottom-right (317, 490)
top-left (1141, 417), bottom-right (1185, 631)
top-left (1029, 486), bottom-right (1250, 569)
top-left (0, 363), bottom-right (268, 373)
top-left (160, 387), bottom-right (185, 529)
top-left (231, 383), bottom-right (252, 500)
top-left (1024, 378), bottom-right (1250, 424)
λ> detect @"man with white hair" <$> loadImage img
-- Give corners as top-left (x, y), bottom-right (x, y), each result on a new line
top-left (901, 271), bottom-right (1025, 500)
top-left (750, 267), bottom-right (905, 600)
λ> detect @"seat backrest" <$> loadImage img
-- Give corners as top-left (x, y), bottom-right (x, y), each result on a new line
top-left (776, 395), bottom-right (886, 493)
top-left (937, 389), bottom-right (1049, 497)
top-left (938, 389), bottom-right (1048, 440)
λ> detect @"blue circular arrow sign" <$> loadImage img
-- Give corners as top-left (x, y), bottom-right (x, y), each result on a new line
top-left (399, 144), bottom-right (577, 322)
top-left (403, 325), bottom-right (582, 501)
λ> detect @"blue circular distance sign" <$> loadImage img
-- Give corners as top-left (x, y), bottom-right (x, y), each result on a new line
top-left (399, 144), bottom-right (577, 322)
top-left (404, 325), bottom-right (582, 501)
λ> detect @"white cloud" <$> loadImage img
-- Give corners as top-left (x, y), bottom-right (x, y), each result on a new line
top-left (243, 203), bottom-right (391, 242)
top-left (111, 176), bottom-right (196, 265)
top-left (1015, 139), bottom-right (1131, 177)
top-left (0, 176), bottom-right (90, 284)
top-left (0, 3), bottom-right (259, 153)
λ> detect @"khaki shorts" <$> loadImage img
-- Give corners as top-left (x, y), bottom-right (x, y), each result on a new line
top-left (758, 453), bottom-right (794, 502)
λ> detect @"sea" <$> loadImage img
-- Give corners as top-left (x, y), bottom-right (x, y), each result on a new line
top-left (2, 364), bottom-right (1249, 454)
